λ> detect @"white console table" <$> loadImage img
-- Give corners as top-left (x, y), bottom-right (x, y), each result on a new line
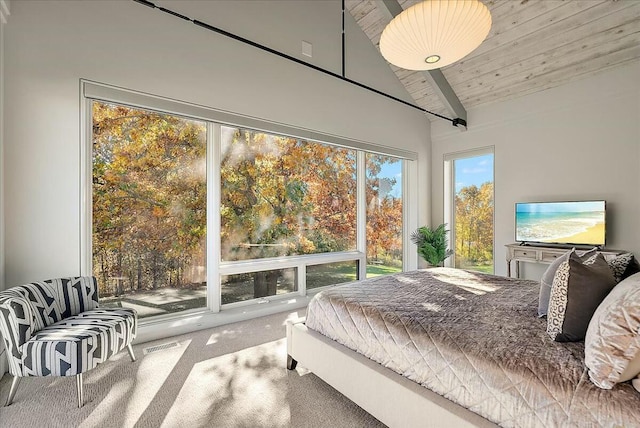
top-left (505, 243), bottom-right (624, 278)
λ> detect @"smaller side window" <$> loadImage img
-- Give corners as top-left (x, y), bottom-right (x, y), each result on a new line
top-left (445, 149), bottom-right (494, 274)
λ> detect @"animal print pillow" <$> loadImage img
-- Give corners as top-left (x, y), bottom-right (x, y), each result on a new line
top-left (607, 253), bottom-right (635, 282)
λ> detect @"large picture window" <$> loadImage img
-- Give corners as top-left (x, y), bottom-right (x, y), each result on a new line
top-left (220, 126), bottom-right (357, 261)
top-left (92, 102), bottom-right (207, 317)
top-left (85, 84), bottom-right (415, 320)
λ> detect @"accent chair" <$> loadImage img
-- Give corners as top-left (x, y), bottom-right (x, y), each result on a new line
top-left (0, 276), bottom-right (137, 408)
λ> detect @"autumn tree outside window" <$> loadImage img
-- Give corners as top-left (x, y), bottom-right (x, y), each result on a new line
top-left (444, 149), bottom-right (494, 274)
top-left (86, 86), bottom-right (411, 319)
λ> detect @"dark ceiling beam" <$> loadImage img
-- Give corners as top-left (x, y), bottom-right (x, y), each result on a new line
top-left (375, 0), bottom-right (468, 129)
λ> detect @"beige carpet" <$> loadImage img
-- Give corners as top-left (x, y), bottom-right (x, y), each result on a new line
top-left (0, 310), bottom-right (385, 428)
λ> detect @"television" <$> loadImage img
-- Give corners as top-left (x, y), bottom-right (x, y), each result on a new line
top-left (515, 200), bottom-right (606, 247)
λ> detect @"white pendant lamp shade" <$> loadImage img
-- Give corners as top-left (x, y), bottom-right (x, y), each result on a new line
top-left (380, 0), bottom-right (492, 71)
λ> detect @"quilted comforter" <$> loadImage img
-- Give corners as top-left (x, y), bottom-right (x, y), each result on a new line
top-left (305, 268), bottom-right (640, 427)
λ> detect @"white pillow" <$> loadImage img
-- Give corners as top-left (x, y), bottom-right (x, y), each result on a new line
top-left (620, 352), bottom-right (640, 382)
top-left (585, 272), bottom-right (640, 389)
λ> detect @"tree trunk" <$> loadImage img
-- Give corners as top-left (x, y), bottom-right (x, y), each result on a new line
top-left (254, 271), bottom-right (268, 298)
top-left (137, 258), bottom-right (142, 291)
top-left (152, 251), bottom-right (158, 289)
top-left (100, 251), bottom-right (108, 290)
top-left (267, 270), bottom-right (279, 296)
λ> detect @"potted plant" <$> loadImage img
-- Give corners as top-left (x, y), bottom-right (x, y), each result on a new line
top-left (411, 223), bottom-right (453, 267)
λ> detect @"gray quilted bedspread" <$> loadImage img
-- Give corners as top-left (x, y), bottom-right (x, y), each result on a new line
top-left (305, 268), bottom-right (640, 428)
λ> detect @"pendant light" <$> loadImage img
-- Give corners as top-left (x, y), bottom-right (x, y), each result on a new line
top-left (380, 0), bottom-right (492, 71)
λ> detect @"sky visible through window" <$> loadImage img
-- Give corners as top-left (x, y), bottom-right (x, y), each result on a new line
top-left (380, 161), bottom-right (402, 198)
top-left (455, 153), bottom-right (494, 192)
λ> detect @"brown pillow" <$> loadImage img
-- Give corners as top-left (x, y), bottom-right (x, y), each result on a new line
top-left (585, 272), bottom-right (640, 389)
top-left (538, 248), bottom-right (597, 317)
top-left (547, 252), bottom-right (617, 342)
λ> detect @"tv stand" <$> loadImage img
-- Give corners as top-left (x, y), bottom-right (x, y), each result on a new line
top-left (505, 243), bottom-right (624, 278)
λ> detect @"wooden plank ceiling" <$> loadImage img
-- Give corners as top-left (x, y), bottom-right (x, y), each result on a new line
top-left (347, 0), bottom-right (640, 120)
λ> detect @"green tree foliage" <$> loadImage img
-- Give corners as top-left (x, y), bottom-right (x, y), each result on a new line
top-left (366, 155), bottom-right (403, 267)
top-left (455, 182), bottom-right (494, 266)
top-left (220, 127), bottom-right (357, 262)
top-left (93, 103), bottom-right (404, 302)
top-left (92, 102), bottom-right (207, 297)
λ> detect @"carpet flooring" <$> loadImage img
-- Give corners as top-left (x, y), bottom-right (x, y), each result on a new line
top-left (0, 310), bottom-right (385, 428)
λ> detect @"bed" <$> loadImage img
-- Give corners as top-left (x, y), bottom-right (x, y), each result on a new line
top-left (285, 268), bottom-right (640, 427)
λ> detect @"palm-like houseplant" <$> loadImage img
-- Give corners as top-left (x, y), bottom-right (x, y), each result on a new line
top-left (410, 223), bottom-right (453, 267)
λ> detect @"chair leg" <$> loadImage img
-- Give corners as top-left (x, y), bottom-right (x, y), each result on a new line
top-left (126, 343), bottom-right (136, 362)
top-left (5, 376), bottom-right (21, 406)
top-left (76, 373), bottom-right (84, 408)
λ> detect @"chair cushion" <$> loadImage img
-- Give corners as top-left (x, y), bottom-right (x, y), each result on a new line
top-left (56, 277), bottom-right (100, 319)
top-left (21, 308), bottom-right (136, 377)
top-left (18, 282), bottom-right (62, 331)
top-left (4, 277), bottom-right (100, 332)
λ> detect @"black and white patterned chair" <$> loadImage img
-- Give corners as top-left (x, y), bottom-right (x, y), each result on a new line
top-left (0, 276), bottom-right (137, 407)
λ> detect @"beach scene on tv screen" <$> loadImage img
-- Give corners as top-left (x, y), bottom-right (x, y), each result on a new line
top-left (516, 201), bottom-right (605, 245)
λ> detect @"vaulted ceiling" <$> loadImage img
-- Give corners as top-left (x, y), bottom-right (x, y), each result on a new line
top-left (347, 0), bottom-right (640, 121)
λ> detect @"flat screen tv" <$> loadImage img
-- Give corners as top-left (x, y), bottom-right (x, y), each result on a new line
top-left (515, 200), bottom-right (606, 246)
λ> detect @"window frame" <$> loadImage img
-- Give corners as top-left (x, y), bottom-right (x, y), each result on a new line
top-left (443, 146), bottom-right (495, 270)
top-left (81, 80), bottom-right (417, 320)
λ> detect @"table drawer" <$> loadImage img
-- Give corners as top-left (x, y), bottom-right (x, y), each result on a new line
top-left (513, 249), bottom-right (537, 261)
top-left (541, 251), bottom-right (564, 263)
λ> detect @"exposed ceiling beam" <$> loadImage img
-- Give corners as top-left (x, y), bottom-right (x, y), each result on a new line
top-left (374, 0), bottom-right (468, 128)
top-left (376, 0), bottom-right (403, 17)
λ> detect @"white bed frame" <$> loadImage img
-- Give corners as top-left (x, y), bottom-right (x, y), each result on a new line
top-left (286, 317), bottom-right (498, 428)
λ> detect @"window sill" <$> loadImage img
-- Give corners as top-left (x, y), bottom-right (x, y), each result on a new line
top-left (134, 294), bottom-right (312, 344)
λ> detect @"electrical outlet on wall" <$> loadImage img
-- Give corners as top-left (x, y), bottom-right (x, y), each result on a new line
top-left (302, 40), bottom-right (312, 58)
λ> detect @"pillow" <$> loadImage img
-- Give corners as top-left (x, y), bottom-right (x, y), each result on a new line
top-left (538, 247), bottom-right (597, 317)
top-left (585, 272), bottom-right (640, 389)
top-left (622, 255), bottom-right (640, 281)
top-left (547, 252), bottom-right (616, 342)
top-left (619, 352), bottom-right (640, 382)
top-left (538, 249), bottom-right (573, 317)
top-left (607, 252), bottom-right (635, 282)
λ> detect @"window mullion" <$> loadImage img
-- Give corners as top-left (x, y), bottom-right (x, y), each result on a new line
top-left (402, 159), bottom-right (411, 272)
top-left (444, 159), bottom-right (455, 268)
top-left (357, 151), bottom-right (366, 280)
top-left (298, 263), bottom-right (306, 296)
top-left (80, 99), bottom-right (93, 276)
top-left (209, 123), bottom-right (221, 313)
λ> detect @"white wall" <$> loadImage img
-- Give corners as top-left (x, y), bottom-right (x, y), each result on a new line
top-left (3, 0), bottom-right (430, 286)
top-left (0, 0), bottom-right (9, 383)
top-left (431, 61), bottom-right (640, 279)
top-left (0, 0), bottom-right (8, 292)
top-left (343, 9), bottom-right (415, 104)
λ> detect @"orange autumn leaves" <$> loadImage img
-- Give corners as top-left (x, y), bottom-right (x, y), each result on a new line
top-left (93, 101), bottom-right (403, 296)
